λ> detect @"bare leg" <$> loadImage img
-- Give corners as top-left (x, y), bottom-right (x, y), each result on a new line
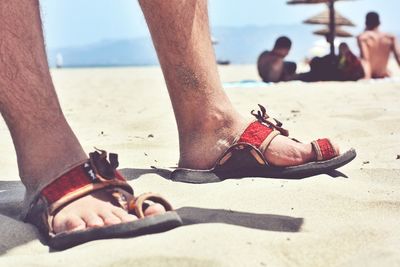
top-left (0, 0), bottom-right (161, 234)
top-left (139, 0), bottom-right (334, 169)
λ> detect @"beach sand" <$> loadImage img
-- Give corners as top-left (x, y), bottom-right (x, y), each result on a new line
top-left (0, 65), bottom-right (399, 266)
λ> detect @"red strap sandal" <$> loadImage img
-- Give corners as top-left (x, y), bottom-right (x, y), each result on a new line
top-left (171, 104), bottom-right (356, 183)
top-left (25, 149), bottom-right (182, 250)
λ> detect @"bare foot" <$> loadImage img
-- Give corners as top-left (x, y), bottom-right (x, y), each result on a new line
top-left (178, 114), bottom-right (339, 169)
top-left (264, 135), bottom-right (338, 166)
top-left (53, 190), bottom-right (165, 234)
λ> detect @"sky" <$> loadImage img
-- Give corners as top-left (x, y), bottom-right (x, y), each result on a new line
top-left (40, 0), bottom-right (399, 49)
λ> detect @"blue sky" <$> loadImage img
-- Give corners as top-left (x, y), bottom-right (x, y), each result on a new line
top-left (40, 0), bottom-right (399, 49)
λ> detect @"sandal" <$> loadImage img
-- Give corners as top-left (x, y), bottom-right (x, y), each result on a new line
top-left (25, 149), bottom-right (182, 250)
top-left (171, 104), bottom-right (356, 183)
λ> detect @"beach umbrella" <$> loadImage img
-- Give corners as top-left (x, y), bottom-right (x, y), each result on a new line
top-left (287, 0), bottom-right (357, 57)
top-left (303, 10), bottom-right (355, 26)
top-left (313, 26), bottom-right (353, 37)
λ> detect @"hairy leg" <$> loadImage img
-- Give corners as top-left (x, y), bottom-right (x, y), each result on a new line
top-left (0, 0), bottom-right (87, 204)
top-left (139, 0), bottom-right (330, 169)
top-left (139, 0), bottom-right (246, 168)
top-left (0, 0), bottom-right (161, 234)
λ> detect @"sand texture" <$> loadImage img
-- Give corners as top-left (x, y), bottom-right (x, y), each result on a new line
top-left (0, 65), bottom-right (399, 266)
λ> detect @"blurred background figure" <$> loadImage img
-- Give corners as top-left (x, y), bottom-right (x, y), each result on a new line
top-left (257, 36), bottom-right (297, 83)
top-left (298, 40), bottom-right (364, 82)
top-left (358, 11), bottom-right (400, 79)
top-left (56, 52), bottom-right (64, 69)
top-left (337, 42), bottom-right (364, 81)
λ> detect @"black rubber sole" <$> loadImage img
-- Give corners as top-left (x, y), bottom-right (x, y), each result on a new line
top-left (48, 211), bottom-right (182, 250)
top-left (170, 149), bottom-right (357, 183)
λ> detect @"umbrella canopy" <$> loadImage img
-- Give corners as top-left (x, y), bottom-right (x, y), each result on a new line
top-left (303, 9), bottom-right (355, 26)
top-left (287, 0), bottom-right (357, 56)
top-left (313, 26), bottom-right (353, 37)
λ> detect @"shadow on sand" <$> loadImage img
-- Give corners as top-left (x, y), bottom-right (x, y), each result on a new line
top-left (0, 179), bottom-right (303, 254)
top-left (119, 167), bottom-right (348, 182)
top-left (176, 207), bottom-right (302, 232)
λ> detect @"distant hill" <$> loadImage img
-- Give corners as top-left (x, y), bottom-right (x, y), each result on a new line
top-left (46, 25), bottom-right (398, 67)
top-left (47, 38), bottom-right (159, 67)
top-left (212, 25), bottom-right (320, 64)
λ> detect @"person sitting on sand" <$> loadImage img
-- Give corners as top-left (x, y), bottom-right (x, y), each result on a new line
top-left (298, 41), bottom-right (364, 82)
top-left (357, 11), bottom-right (400, 79)
top-left (297, 34), bottom-right (341, 82)
top-left (337, 42), bottom-right (364, 81)
top-left (0, 0), bottom-right (354, 250)
top-left (257, 36), bottom-right (297, 83)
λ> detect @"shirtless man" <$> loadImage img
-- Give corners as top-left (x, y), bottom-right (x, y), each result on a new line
top-left (358, 12), bottom-right (400, 79)
top-left (257, 36), bottom-right (297, 83)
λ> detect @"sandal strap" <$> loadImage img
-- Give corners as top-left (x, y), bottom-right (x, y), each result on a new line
top-left (129, 193), bottom-right (173, 219)
top-left (250, 104), bottom-right (289, 137)
top-left (108, 189), bottom-right (173, 219)
top-left (238, 104), bottom-right (288, 153)
top-left (311, 138), bottom-right (337, 161)
top-left (40, 150), bottom-right (132, 216)
top-left (238, 121), bottom-right (279, 150)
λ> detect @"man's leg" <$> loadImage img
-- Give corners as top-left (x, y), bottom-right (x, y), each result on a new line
top-left (139, 0), bottom-right (332, 169)
top-left (0, 0), bottom-right (160, 234)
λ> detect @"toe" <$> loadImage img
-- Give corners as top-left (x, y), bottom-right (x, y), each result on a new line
top-left (99, 211), bottom-right (123, 226)
top-left (81, 212), bottom-right (105, 228)
top-left (144, 203), bottom-right (166, 217)
top-left (112, 208), bottom-right (138, 223)
top-left (53, 214), bottom-right (86, 233)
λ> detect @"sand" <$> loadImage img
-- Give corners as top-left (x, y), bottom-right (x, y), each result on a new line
top-left (0, 65), bottom-right (399, 266)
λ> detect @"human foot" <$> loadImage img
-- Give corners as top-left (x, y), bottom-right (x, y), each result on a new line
top-left (53, 190), bottom-right (166, 234)
top-left (25, 150), bottom-right (181, 250)
top-left (178, 107), bottom-right (339, 170)
top-left (264, 135), bottom-right (339, 167)
top-left (171, 105), bottom-right (353, 183)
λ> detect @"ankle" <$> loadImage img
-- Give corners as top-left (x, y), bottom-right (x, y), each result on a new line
top-left (181, 108), bottom-right (245, 143)
top-left (178, 109), bottom-right (247, 169)
top-left (16, 121), bottom-right (87, 193)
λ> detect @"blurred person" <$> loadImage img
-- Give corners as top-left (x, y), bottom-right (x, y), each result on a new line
top-left (297, 34), bottom-right (339, 82)
top-left (337, 42), bottom-right (364, 81)
top-left (257, 36), bottom-right (297, 82)
top-left (358, 11), bottom-right (400, 79)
